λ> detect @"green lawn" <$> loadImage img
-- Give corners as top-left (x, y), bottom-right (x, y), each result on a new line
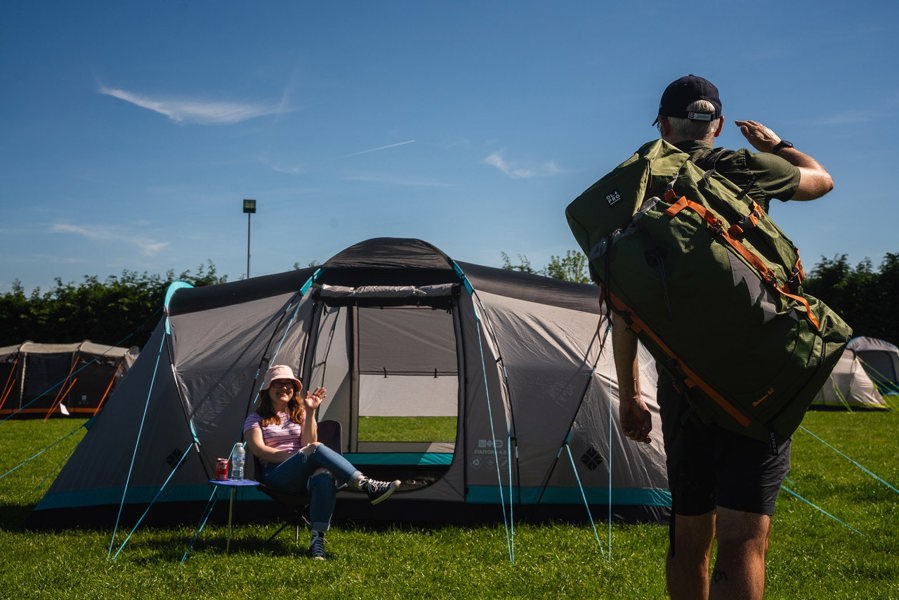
top-left (357, 415), bottom-right (457, 442)
top-left (0, 403), bottom-right (896, 599)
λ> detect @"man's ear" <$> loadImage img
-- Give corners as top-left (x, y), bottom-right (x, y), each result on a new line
top-left (658, 116), bottom-right (672, 138)
top-left (713, 116), bottom-right (724, 137)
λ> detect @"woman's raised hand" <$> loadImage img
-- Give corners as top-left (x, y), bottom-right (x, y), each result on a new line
top-left (303, 386), bottom-right (327, 410)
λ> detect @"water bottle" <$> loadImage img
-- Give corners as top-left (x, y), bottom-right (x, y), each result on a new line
top-left (231, 443), bottom-right (245, 480)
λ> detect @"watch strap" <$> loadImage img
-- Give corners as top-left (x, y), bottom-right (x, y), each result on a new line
top-left (772, 140), bottom-right (794, 155)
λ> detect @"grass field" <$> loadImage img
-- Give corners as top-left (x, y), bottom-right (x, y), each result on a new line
top-left (0, 404), bottom-right (897, 599)
top-left (357, 416), bottom-right (457, 442)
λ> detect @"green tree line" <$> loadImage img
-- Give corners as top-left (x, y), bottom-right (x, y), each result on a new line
top-left (503, 251), bottom-right (898, 346)
top-left (803, 253), bottom-right (899, 346)
top-left (0, 253), bottom-right (895, 351)
top-left (0, 262), bottom-right (225, 350)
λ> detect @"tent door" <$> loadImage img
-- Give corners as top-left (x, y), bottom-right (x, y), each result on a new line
top-left (348, 304), bottom-right (459, 488)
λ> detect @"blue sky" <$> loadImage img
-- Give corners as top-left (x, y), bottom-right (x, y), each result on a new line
top-left (2, 1), bottom-right (897, 294)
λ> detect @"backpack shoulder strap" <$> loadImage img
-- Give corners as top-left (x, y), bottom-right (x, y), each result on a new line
top-left (689, 146), bottom-right (730, 170)
top-left (686, 146), bottom-right (758, 202)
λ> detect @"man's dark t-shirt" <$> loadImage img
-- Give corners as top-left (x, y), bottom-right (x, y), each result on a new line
top-left (674, 140), bottom-right (801, 213)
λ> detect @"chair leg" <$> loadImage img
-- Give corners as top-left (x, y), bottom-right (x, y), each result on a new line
top-left (266, 521), bottom-right (293, 543)
top-left (265, 513), bottom-right (310, 544)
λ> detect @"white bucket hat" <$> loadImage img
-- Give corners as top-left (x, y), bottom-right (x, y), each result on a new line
top-left (260, 364), bottom-right (302, 392)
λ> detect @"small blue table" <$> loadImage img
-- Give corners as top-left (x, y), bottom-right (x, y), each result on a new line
top-left (208, 478), bottom-right (259, 553)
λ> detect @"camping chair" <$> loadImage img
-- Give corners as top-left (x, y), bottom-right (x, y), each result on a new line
top-left (254, 419), bottom-right (344, 543)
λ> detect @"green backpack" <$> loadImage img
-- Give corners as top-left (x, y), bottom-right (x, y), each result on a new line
top-left (566, 139), bottom-right (851, 446)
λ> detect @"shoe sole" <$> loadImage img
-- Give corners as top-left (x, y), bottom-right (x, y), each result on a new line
top-left (369, 480), bottom-right (401, 505)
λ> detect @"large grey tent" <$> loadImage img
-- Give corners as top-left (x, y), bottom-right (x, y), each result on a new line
top-left (846, 336), bottom-right (899, 396)
top-left (0, 341), bottom-right (138, 418)
top-left (810, 347), bottom-right (889, 410)
top-left (29, 238), bottom-right (669, 528)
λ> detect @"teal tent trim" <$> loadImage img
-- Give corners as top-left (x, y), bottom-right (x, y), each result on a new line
top-left (563, 442), bottom-right (606, 558)
top-left (467, 485), bottom-right (672, 507)
top-left (164, 281), bottom-right (194, 334)
top-left (344, 452), bottom-right (453, 466)
top-left (109, 282), bottom-right (204, 560)
top-left (109, 443), bottom-right (197, 560)
top-left (452, 259), bottom-right (515, 563)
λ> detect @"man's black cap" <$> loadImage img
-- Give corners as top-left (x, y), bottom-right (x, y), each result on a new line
top-left (654, 74), bottom-right (722, 125)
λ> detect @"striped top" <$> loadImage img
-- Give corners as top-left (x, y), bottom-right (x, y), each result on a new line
top-left (243, 412), bottom-right (302, 458)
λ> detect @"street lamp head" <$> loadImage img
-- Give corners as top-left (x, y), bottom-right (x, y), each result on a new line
top-left (242, 199), bottom-right (257, 214)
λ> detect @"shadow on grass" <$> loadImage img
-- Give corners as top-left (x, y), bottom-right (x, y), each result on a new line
top-left (122, 529), bottom-right (310, 564)
top-left (0, 501), bottom-right (34, 531)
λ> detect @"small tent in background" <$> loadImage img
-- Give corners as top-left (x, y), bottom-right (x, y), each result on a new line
top-left (29, 238), bottom-right (670, 529)
top-left (810, 347), bottom-right (889, 410)
top-left (846, 336), bottom-right (899, 397)
top-left (0, 341), bottom-right (138, 418)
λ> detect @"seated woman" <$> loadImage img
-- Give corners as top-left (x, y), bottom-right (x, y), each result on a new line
top-left (244, 364), bottom-right (400, 560)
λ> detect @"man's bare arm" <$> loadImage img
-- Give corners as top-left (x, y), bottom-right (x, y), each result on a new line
top-left (611, 311), bottom-right (652, 443)
top-left (735, 119), bottom-right (834, 200)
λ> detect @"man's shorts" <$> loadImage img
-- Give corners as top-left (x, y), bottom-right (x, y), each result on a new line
top-left (657, 370), bottom-right (791, 517)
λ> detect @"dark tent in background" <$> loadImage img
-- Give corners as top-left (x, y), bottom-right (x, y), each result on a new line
top-left (29, 238), bottom-right (670, 530)
top-left (846, 336), bottom-right (899, 397)
top-left (0, 341), bottom-right (138, 419)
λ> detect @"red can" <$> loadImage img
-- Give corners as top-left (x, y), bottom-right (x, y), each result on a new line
top-left (215, 458), bottom-right (229, 480)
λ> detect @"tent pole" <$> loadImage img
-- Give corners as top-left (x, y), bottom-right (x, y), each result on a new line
top-left (108, 323), bottom-right (169, 559)
top-left (781, 481), bottom-right (863, 535)
top-left (797, 426), bottom-right (898, 493)
top-left (453, 261), bottom-right (514, 563)
top-left (563, 442), bottom-right (606, 557)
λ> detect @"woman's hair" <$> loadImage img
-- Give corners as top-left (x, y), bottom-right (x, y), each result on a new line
top-left (665, 99), bottom-right (720, 142)
top-left (256, 384), bottom-right (306, 427)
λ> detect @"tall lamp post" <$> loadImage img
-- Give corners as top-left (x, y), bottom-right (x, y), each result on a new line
top-left (242, 199), bottom-right (256, 279)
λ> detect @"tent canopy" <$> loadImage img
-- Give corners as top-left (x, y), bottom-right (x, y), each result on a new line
top-left (29, 238), bottom-right (669, 528)
top-left (846, 336), bottom-right (899, 396)
top-left (810, 347), bottom-right (888, 410)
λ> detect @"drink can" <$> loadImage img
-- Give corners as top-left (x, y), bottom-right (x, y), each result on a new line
top-left (215, 458), bottom-right (229, 480)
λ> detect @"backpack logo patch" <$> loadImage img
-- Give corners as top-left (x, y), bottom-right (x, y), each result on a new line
top-left (606, 189), bottom-right (622, 206)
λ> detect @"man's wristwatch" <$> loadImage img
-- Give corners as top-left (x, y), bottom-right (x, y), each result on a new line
top-left (771, 140), bottom-right (794, 155)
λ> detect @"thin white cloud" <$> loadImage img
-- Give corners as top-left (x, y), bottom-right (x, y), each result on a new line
top-left (483, 152), bottom-right (562, 179)
top-left (343, 174), bottom-right (452, 187)
top-left (340, 139), bottom-right (417, 159)
top-left (276, 64), bottom-right (304, 119)
top-left (52, 223), bottom-right (169, 256)
top-left (98, 86), bottom-right (285, 125)
top-left (259, 157), bottom-right (305, 175)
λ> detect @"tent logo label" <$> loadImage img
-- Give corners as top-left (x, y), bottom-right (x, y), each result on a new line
top-left (474, 439), bottom-right (507, 461)
top-left (606, 189), bottom-right (622, 206)
top-left (580, 447), bottom-right (604, 471)
top-left (166, 448), bottom-right (183, 469)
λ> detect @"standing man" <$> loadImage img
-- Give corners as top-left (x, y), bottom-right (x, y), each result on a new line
top-left (615, 74), bottom-right (834, 600)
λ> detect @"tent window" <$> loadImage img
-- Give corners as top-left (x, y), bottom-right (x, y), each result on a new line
top-left (355, 305), bottom-right (458, 449)
top-left (23, 353), bottom-right (71, 409)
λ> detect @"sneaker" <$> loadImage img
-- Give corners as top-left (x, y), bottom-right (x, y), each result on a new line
top-left (358, 476), bottom-right (401, 505)
top-left (309, 530), bottom-right (326, 560)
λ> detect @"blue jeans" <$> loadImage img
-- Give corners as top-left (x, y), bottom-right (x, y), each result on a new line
top-left (263, 443), bottom-right (360, 531)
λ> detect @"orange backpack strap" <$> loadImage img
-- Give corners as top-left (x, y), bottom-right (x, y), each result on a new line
top-left (608, 292), bottom-right (752, 428)
top-left (664, 195), bottom-right (820, 331)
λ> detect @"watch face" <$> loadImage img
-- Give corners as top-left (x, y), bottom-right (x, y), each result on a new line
top-left (774, 140), bottom-right (793, 153)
